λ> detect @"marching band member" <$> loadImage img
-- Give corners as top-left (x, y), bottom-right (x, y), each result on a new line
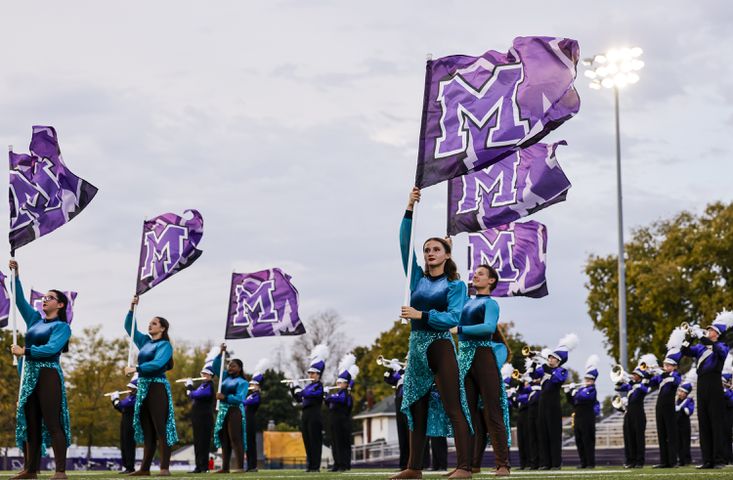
top-left (325, 354), bottom-right (358, 472)
top-left (291, 344), bottom-right (326, 473)
top-left (533, 334), bottom-right (577, 470)
top-left (514, 359), bottom-right (533, 470)
top-left (123, 295), bottom-right (178, 476)
top-left (211, 345), bottom-right (248, 473)
top-left (9, 260), bottom-right (72, 480)
top-left (395, 187), bottom-right (471, 480)
top-left (526, 371), bottom-right (542, 470)
top-left (112, 376), bottom-right (138, 474)
top-left (680, 311), bottom-right (732, 468)
top-left (675, 373), bottom-right (695, 466)
top-left (566, 355), bottom-right (600, 469)
top-left (186, 349), bottom-right (218, 474)
top-left (649, 338), bottom-right (683, 468)
top-left (384, 357), bottom-right (409, 470)
top-left (615, 354), bottom-right (654, 468)
top-left (450, 263), bottom-right (511, 477)
top-left (722, 355), bottom-right (733, 465)
top-left (244, 358), bottom-right (268, 473)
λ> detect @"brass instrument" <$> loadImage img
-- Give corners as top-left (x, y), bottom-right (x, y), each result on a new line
top-left (521, 346), bottom-right (548, 363)
top-left (376, 355), bottom-right (406, 369)
top-left (324, 385), bottom-right (343, 392)
top-left (681, 322), bottom-right (707, 340)
top-left (562, 382), bottom-right (585, 392)
top-left (610, 364), bottom-right (630, 384)
top-left (280, 378), bottom-right (310, 385)
top-left (511, 369), bottom-right (522, 380)
top-left (612, 394), bottom-right (627, 411)
top-left (175, 376), bottom-right (207, 383)
top-left (104, 390), bottom-right (131, 397)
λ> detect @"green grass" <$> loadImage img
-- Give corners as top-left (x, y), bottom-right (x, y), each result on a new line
top-left (4, 467), bottom-right (733, 479)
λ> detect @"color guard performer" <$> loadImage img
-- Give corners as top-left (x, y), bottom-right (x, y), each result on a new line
top-left (9, 260), bottom-right (72, 480)
top-left (291, 344), bottom-right (327, 473)
top-left (532, 334), bottom-right (577, 470)
top-left (614, 354), bottom-right (654, 469)
top-left (680, 312), bottom-right (732, 469)
top-left (325, 354), bottom-right (359, 472)
top-left (394, 187), bottom-right (472, 480)
top-left (649, 347), bottom-right (682, 468)
top-left (675, 372), bottom-right (695, 466)
top-left (111, 376), bottom-right (138, 474)
top-left (244, 358), bottom-right (268, 473)
top-left (185, 349), bottom-right (218, 474)
top-left (566, 355), bottom-right (600, 469)
top-left (211, 345), bottom-right (248, 473)
top-left (123, 296), bottom-right (178, 476)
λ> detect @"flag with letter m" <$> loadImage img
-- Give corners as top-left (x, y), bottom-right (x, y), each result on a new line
top-left (467, 220), bottom-right (548, 298)
top-left (136, 209), bottom-right (204, 295)
top-left (416, 36), bottom-right (580, 188)
top-left (225, 268), bottom-right (306, 339)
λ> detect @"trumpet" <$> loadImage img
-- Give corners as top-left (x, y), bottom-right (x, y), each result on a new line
top-left (175, 376), bottom-right (207, 383)
top-left (324, 385), bottom-right (343, 392)
top-left (521, 346), bottom-right (547, 363)
top-left (562, 382), bottom-right (585, 392)
top-left (104, 390), bottom-right (131, 397)
top-left (681, 322), bottom-right (707, 340)
top-left (511, 369), bottom-right (522, 380)
top-left (280, 378), bottom-right (310, 385)
top-left (612, 394), bottom-right (627, 411)
top-left (610, 364), bottom-right (630, 384)
top-left (376, 355), bottom-right (406, 369)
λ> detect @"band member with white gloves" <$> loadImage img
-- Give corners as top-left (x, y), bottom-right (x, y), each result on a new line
top-left (567, 355), bottom-right (600, 469)
top-left (186, 348), bottom-right (218, 474)
top-left (615, 355), bottom-right (654, 468)
top-left (675, 373), bottom-right (696, 466)
top-left (112, 376), bottom-right (138, 474)
top-left (291, 344), bottom-right (327, 473)
top-left (244, 358), bottom-right (268, 473)
top-left (325, 354), bottom-right (358, 472)
top-left (648, 348), bottom-right (682, 468)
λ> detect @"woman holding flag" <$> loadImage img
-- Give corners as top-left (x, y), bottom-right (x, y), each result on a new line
top-left (394, 187), bottom-right (472, 480)
top-left (9, 260), bottom-right (71, 480)
top-left (123, 296), bottom-right (177, 476)
top-left (211, 344), bottom-right (248, 473)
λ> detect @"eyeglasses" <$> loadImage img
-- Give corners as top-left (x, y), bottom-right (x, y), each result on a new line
top-left (42, 295), bottom-right (59, 302)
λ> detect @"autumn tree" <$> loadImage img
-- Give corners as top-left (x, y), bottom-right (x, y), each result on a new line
top-left (289, 310), bottom-right (351, 384)
top-left (585, 202), bottom-right (733, 362)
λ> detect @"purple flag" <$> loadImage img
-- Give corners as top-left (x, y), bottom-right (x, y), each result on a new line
top-left (447, 142), bottom-right (571, 235)
top-left (0, 271), bottom-right (9, 328)
top-left (467, 221), bottom-right (548, 298)
top-left (136, 209), bottom-right (204, 295)
top-left (9, 126), bottom-right (98, 252)
top-left (29, 289), bottom-right (77, 324)
top-left (416, 36), bottom-right (580, 188)
top-left (225, 268), bottom-right (306, 339)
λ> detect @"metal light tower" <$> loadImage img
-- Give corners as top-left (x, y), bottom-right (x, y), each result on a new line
top-left (584, 47), bottom-right (644, 371)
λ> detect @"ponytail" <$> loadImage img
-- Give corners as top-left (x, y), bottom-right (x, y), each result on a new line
top-left (50, 290), bottom-right (70, 353)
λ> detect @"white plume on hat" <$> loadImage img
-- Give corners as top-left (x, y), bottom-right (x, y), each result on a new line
top-left (347, 365), bottom-right (360, 380)
top-left (714, 310), bottom-right (733, 328)
top-left (639, 353), bottom-right (659, 369)
top-left (541, 347), bottom-right (553, 359)
top-left (204, 346), bottom-right (221, 364)
top-left (310, 343), bottom-right (329, 362)
top-left (666, 327), bottom-right (687, 350)
top-left (524, 358), bottom-right (534, 371)
top-left (585, 354), bottom-right (599, 371)
top-left (253, 358), bottom-right (269, 376)
top-left (557, 333), bottom-right (579, 351)
top-left (501, 363), bottom-right (515, 380)
top-left (338, 353), bottom-right (356, 372)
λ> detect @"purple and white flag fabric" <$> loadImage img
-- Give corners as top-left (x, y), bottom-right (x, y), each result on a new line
top-left (467, 220), bottom-right (548, 298)
top-left (0, 271), bottom-right (10, 328)
top-left (9, 126), bottom-right (99, 252)
top-left (29, 289), bottom-right (77, 324)
top-left (415, 36), bottom-right (580, 188)
top-left (225, 268), bottom-right (306, 339)
top-left (447, 142), bottom-right (571, 235)
top-left (136, 209), bottom-right (204, 295)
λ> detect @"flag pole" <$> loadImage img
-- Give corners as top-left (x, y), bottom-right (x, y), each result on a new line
top-left (400, 202), bottom-right (418, 325)
top-left (8, 145), bottom-right (18, 366)
top-left (128, 219), bottom-right (147, 367)
top-left (216, 270), bottom-right (234, 411)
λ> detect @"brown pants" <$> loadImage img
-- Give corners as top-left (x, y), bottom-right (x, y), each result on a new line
top-left (219, 406), bottom-right (244, 471)
top-left (407, 339), bottom-right (472, 471)
top-left (139, 383), bottom-right (171, 471)
top-left (25, 368), bottom-right (67, 473)
top-left (465, 347), bottom-right (509, 469)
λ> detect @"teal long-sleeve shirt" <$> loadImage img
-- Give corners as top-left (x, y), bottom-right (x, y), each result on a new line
top-left (211, 354), bottom-right (249, 405)
top-left (124, 311), bottom-right (173, 378)
top-left (400, 212), bottom-right (466, 331)
top-left (15, 276), bottom-right (71, 362)
top-left (457, 294), bottom-right (500, 341)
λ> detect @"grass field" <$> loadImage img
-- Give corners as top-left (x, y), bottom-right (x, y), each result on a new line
top-left (4, 467), bottom-right (733, 480)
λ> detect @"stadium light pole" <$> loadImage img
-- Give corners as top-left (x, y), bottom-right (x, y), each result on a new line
top-left (584, 47), bottom-right (644, 371)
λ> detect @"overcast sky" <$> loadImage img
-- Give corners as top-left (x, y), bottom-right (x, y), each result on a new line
top-left (2, 1), bottom-right (732, 396)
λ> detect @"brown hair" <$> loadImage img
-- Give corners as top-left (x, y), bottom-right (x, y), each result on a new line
top-left (422, 237), bottom-right (460, 281)
top-left (476, 264), bottom-right (500, 292)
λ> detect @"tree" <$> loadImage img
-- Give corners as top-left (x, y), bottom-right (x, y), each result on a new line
top-left (251, 369), bottom-right (299, 431)
top-left (63, 326), bottom-right (128, 458)
top-left (584, 202), bottom-right (733, 362)
top-left (289, 310), bottom-right (351, 384)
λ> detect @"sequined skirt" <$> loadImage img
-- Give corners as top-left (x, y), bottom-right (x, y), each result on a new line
top-left (458, 339), bottom-right (512, 446)
top-left (134, 377), bottom-right (179, 446)
top-left (16, 360), bottom-right (72, 452)
top-left (400, 330), bottom-right (472, 437)
top-left (214, 403), bottom-right (247, 450)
